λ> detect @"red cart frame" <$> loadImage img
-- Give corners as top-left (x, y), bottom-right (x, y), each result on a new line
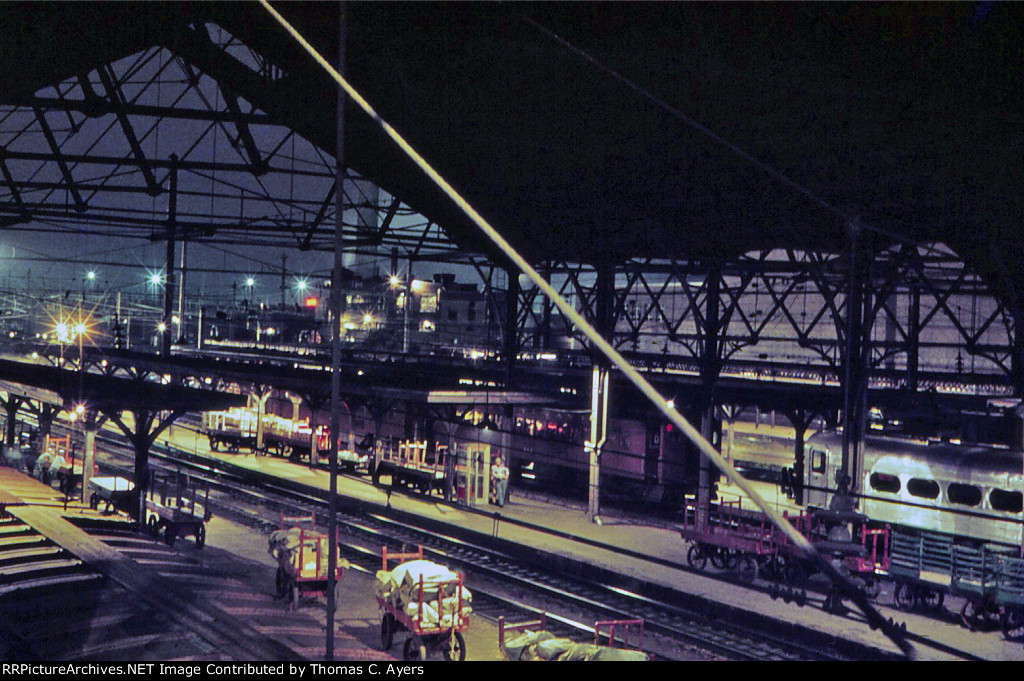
top-left (375, 545), bottom-right (469, 661)
top-left (498, 613), bottom-right (649, 661)
top-left (273, 513), bottom-right (346, 610)
top-left (681, 495), bottom-right (889, 590)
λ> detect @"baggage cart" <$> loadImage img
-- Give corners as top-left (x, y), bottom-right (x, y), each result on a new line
top-left (144, 470), bottom-right (211, 548)
top-left (375, 546), bottom-right (469, 661)
top-left (996, 554), bottom-right (1024, 641)
top-left (269, 513), bottom-right (348, 610)
top-left (498, 613), bottom-right (649, 661)
top-left (87, 476), bottom-right (135, 515)
top-left (680, 496), bottom-right (782, 582)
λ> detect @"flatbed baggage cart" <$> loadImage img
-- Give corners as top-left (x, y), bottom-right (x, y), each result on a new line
top-left (499, 613), bottom-right (650, 661)
top-left (268, 513), bottom-right (349, 610)
top-left (144, 470), bottom-right (211, 548)
top-left (375, 546), bottom-right (469, 661)
top-left (373, 441), bottom-right (447, 496)
top-left (680, 496), bottom-right (780, 582)
top-left (87, 476), bottom-right (135, 514)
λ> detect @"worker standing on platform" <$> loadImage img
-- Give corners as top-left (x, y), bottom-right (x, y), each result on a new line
top-left (491, 454), bottom-right (509, 507)
top-left (33, 450), bottom-right (53, 484)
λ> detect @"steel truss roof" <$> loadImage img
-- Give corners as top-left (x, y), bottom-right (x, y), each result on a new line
top-left (1, 2), bottom-right (1023, 314)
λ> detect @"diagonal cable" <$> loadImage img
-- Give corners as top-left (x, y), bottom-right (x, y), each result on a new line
top-left (257, 0), bottom-right (915, 659)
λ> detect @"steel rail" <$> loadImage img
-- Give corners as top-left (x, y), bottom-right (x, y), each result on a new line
top-left (119, 438), bottom-right (884, 661)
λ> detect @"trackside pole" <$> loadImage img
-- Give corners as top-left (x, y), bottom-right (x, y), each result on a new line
top-left (256, 0), bottom-right (916, 659)
top-left (586, 365), bottom-right (609, 522)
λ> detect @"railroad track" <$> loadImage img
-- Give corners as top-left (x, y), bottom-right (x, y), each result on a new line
top-left (110, 435), bottom-right (895, 661)
top-left (24, 419), bottom-right (977, 661)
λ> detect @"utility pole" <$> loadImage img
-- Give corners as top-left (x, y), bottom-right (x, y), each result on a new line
top-left (280, 253), bottom-right (287, 309)
top-left (162, 154), bottom-right (178, 359)
top-left (326, 2), bottom-right (347, 660)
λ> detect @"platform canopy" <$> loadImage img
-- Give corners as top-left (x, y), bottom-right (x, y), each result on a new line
top-left (0, 358), bottom-right (247, 415)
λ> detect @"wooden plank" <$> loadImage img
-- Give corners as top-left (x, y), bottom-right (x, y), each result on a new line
top-left (7, 501), bottom-right (302, 662)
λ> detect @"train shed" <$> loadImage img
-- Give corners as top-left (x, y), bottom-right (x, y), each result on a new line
top-left (0, 357), bottom-right (247, 521)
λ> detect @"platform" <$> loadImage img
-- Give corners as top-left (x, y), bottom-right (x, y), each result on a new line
top-left (170, 415), bottom-right (1024, 661)
top-left (0, 467), bottom-right (398, 662)
top-left (7, 418), bottom-right (1024, 660)
top-left (152, 416), bottom-right (1024, 661)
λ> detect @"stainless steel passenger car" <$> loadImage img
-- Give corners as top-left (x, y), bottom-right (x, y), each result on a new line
top-left (803, 432), bottom-right (1024, 547)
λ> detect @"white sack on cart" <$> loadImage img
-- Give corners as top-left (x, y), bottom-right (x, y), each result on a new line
top-left (517, 635), bottom-right (649, 662)
top-left (268, 528), bottom-right (304, 559)
top-left (397, 580), bottom-right (472, 607)
top-left (532, 638), bottom-right (576, 661)
top-left (268, 528), bottom-right (347, 575)
top-left (391, 559), bottom-right (459, 591)
top-left (557, 643), bottom-right (650, 661)
top-left (502, 630), bottom-right (555, 661)
top-left (403, 600), bottom-right (471, 629)
top-left (374, 570), bottom-right (398, 600)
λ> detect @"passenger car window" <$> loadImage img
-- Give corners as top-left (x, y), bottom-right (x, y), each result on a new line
top-left (990, 489), bottom-right (1024, 514)
top-left (869, 472), bottom-right (900, 494)
top-left (811, 449), bottom-right (826, 474)
top-left (906, 478), bottom-right (939, 499)
top-left (947, 483), bottom-right (982, 507)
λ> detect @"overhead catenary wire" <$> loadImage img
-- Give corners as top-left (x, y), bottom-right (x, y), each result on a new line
top-left (256, 0), bottom-right (915, 659)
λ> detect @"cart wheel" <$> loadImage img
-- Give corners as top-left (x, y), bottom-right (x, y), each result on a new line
top-left (164, 523), bottom-right (176, 547)
top-left (89, 493), bottom-right (99, 510)
top-left (783, 560), bottom-right (809, 588)
top-left (735, 555), bottom-right (759, 583)
top-left (893, 583), bottom-right (916, 611)
top-left (960, 599), bottom-right (997, 632)
top-left (686, 544), bottom-right (707, 571)
top-left (195, 523), bottom-right (206, 549)
top-left (861, 578), bottom-right (880, 600)
top-left (920, 588), bottom-right (944, 611)
top-left (1002, 608), bottom-right (1024, 641)
top-left (147, 514), bottom-right (160, 539)
top-left (961, 599), bottom-right (981, 630)
top-left (380, 614), bottom-right (395, 650)
top-left (442, 631), bottom-right (466, 662)
top-left (275, 566), bottom-right (289, 599)
top-left (760, 556), bottom-right (783, 582)
top-left (710, 548), bottom-right (731, 570)
top-left (403, 637), bottom-right (427, 661)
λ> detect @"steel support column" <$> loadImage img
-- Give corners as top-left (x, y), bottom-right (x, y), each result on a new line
top-left (586, 262), bottom-right (615, 521)
top-left (504, 267), bottom-right (520, 382)
top-left (696, 264), bottom-right (722, 531)
top-left (783, 408), bottom-right (815, 506)
top-left (907, 276), bottom-right (922, 392)
top-left (161, 155), bottom-right (178, 359)
top-left (81, 409), bottom-right (100, 499)
top-left (840, 224), bottom-right (871, 497)
top-left (1011, 305), bottom-right (1024, 398)
top-left (4, 396), bottom-right (23, 455)
top-left (586, 365), bottom-right (609, 522)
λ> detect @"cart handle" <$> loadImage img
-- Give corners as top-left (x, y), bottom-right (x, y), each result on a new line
top-left (594, 618), bottom-right (644, 650)
top-left (381, 545), bottom-right (423, 571)
top-left (498, 614), bottom-right (548, 648)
